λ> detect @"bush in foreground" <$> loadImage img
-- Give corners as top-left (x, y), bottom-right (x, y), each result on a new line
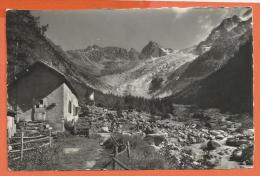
top-left (103, 133), bottom-right (170, 170)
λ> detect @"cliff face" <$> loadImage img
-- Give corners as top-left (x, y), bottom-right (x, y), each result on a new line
top-left (187, 16), bottom-right (252, 79)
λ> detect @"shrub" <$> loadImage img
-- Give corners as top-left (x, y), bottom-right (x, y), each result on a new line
top-left (103, 133), bottom-right (170, 170)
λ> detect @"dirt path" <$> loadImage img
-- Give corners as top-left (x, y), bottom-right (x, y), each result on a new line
top-left (53, 136), bottom-right (111, 170)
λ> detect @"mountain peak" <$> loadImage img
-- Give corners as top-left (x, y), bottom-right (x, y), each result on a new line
top-left (195, 13), bottom-right (251, 55)
top-left (219, 15), bottom-right (241, 30)
top-left (82, 45), bottom-right (101, 52)
top-left (147, 40), bottom-right (161, 47)
top-left (128, 48), bottom-right (140, 60)
top-left (141, 41), bottom-right (165, 58)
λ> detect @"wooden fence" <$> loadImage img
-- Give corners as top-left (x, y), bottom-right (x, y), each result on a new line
top-left (102, 135), bottom-right (131, 170)
top-left (8, 129), bottom-right (52, 161)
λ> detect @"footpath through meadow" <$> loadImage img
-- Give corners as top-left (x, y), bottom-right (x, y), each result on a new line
top-left (54, 136), bottom-right (111, 170)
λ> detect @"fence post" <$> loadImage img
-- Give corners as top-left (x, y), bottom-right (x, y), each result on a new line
top-left (113, 157), bottom-right (129, 170)
top-left (49, 128), bottom-right (52, 147)
top-left (127, 141), bottom-right (130, 158)
top-left (113, 145), bottom-right (118, 170)
top-left (20, 129), bottom-right (24, 161)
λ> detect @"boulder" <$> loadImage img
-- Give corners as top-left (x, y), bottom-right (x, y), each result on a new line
top-left (189, 136), bottom-right (197, 144)
top-left (210, 130), bottom-right (221, 136)
top-left (231, 149), bottom-right (243, 162)
top-left (206, 140), bottom-right (221, 150)
top-left (178, 137), bottom-right (185, 143)
top-left (226, 137), bottom-right (250, 147)
top-left (167, 137), bottom-right (179, 145)
top-left (218, 151), bottom-right (224, 156)
top-left (100, 126), bottom-right (110, 133)
top-left (215, 135), bottom-right (225, 140)
top-left (226, 137), bottom-right (239, 147)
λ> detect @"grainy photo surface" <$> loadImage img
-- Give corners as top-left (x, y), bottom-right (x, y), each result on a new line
top-left (6, 8), bottom-right (253, 170)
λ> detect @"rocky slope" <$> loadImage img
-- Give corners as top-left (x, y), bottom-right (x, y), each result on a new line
top-left (100, 49), bottom-right (196, 97)
top-left (67, 45), bottom-right (142, 76)
top-left (79, 104), bottom-right (253, 169)
top-left (155, 12), bottom-right (252, 101)
top-left (165, 12), bottom-right (253, 113)
top-left (66, 40), bottom-right (174, 77)
top-left (67, 40), bottom-right (192, 97)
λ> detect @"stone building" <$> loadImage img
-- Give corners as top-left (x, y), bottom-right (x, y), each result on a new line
top-left (8, 61), bottom-right (79, 131)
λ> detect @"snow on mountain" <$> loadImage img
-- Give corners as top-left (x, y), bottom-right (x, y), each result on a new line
top-left (67, 40), bottom-right (180, 96)
top-left (100, 49), bottom-right (196, 98)
top-left (64, 10), bottom-right (252, 100)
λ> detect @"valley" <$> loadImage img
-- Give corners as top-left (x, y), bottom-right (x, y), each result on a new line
top-left (99, 49), bottom-right (196, 98)
top-left (6, 8), bottom-right (254, 171)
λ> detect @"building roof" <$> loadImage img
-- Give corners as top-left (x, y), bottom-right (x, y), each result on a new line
top-left (8, 61), bottom-right (79, 98)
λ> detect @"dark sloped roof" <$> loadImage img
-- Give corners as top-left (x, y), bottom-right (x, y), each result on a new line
top-left (8, 61), bottom-right (79, 98)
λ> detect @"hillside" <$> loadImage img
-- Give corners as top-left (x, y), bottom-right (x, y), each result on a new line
top-left (167, 37), bottom-right (253, 113)
top-left (6, 10), bottom-right (113, 102)
top-left (154, 13), bottom-right (252, 99)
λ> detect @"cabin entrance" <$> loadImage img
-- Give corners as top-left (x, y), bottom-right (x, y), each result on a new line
top-left (33, 99), bottom-right (47, 121)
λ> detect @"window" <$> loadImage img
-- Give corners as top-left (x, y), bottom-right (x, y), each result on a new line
top-left (35, 99), bottom-right (45, 108)
top-left (73, 105), bottom-right (77, 116)
top-left (68, 101), bottom-right (72, 114)
top-left (76, 107), bottom-right (79, 115)
top-left (39, 100), bottom-right (44, 105)
top-left (39, 99), bottom-right (44, 108)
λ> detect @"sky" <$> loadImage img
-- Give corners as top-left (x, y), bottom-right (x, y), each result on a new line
top-left (32, 7), bottom-right (248, 51)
